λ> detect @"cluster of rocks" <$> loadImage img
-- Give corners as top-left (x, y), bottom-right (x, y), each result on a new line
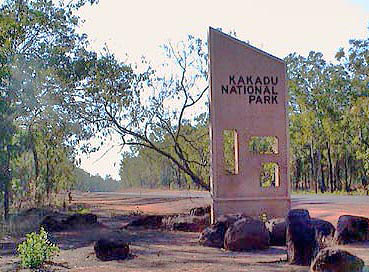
top-left (123, 205), bottom-right (211, 232)
top-left (40, 213), bottom-right (98, 232)
top-left (199, 209), bottom-right (368, 271)
top-left (46, 206), bottom-right (366, 269)
top-left (199, 213), bottom-right (274, 250)
top-left (93, 206), bottom-right (211, 261)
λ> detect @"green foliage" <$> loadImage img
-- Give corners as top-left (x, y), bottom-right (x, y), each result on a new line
top-left (0, 0), bottom-right (98, 213)
top-left (1, 0), bottom-right (367, 196)
top-left (120, 117), bottom-right (209, 190)
top-left (260, 163), bottom-right (278, 188)
top-left (286, 33), bottom-right (368, 193)
top-left (17, 227), bottom-right (60, 269)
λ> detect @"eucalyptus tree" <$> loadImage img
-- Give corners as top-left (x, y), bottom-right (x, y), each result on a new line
top-left (337, 35), bottom-right (369, 189)
top-left (286, 31), bottom-right (368, 193)
top-left (0, 0), bottom-right (97, 215)
top-left (71, 36), bottom-right (211, 190)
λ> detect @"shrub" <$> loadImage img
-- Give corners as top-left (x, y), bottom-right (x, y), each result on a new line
top-left (17, 227), bottom-right (60, 269)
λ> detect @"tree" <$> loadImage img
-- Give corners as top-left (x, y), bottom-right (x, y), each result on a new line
top-left (0, 0), bottom-right (98, 216)
top-left (69, 35), bottom-right (210, 190)
top-left (286, 29), bottom-right (368, 193)
top-left (337, 35), bottom-right (369, 190)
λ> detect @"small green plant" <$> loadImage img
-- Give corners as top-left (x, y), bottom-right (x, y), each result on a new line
top-left (75, 207), bottom-right (91, 215)
top-left (17, 227), bottom-right (60, 269)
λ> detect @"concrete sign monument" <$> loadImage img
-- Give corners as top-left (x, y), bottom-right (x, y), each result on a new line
top-left (208, 27), bottom-right (290, 222)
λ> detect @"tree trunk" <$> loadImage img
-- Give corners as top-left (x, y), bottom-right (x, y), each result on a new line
top-left (296, 158), bottom-right (302, 191)
top-left (3, 146), bottom-right (11, 221)
top-left (348, 157), bottom-right (353, 190)
top-left (46, 152), bottom-right (51, 203)
top-left (335, 160), bottom-right (341, 191)
top-left (309, 141), bottom-right (317, 193)
top-left (344, 153), bottom-right (349, 192)
top-left (326, 141), bottom-right (334, 192)
top-left (320, 162), bottom-right (326, 193)
top-left (317, 149), bottom-right (324, 192)
top-left (29, 129), bottom-right (40, 189)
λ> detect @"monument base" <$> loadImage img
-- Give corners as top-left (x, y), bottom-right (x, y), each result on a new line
top-left (211, 197), bottom-right (291, 223)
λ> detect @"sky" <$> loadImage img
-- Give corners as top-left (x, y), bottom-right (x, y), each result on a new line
top-left (73, 0), bottom-right (369, 180)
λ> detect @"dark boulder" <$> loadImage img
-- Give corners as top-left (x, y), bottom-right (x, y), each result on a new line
top-left (311, 218), bottom-right (335, 251)
top-left (224, 218), bottom-right (270, 251)
top-left (199, 222), bottom-right (227, 248)
top-left (94, 238), bottom-right (130, 261)
top-left (189, 206), bottom-right (211, 216)
top-left (40, 215), bottom-right (67, 232)
top-left (41, 213), bottom-right (98, 232)
top-left (286, 209), bottom-right (317, 266)
top-left (334, 215), bottom-right (369, 245)
top-left (216, 213), bottom-right (249, 228)
top-left (265, 218), bottom-right (286, 246)
top-left (64, 213), bottom-right (97, 226)
top-left (311, 247), bottom-right (364, 272)
top-left (199, 213), bottom-right (249, 248)
top-left (172, 222), bottom-right (201, 232)
top-left (164, 214), bottom-right (210, 232)
top-left (125, 215), bottom-right (163, 229)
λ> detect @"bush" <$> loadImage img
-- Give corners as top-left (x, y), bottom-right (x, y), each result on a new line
top-left (17, 227), bottom-right (60, 269)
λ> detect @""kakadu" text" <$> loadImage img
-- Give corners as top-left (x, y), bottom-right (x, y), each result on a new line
top-left (221, 75), bottom-right (279, 104)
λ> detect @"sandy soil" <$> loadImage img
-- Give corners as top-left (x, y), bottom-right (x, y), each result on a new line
top-left (0, 190), bottom-right (368, 272)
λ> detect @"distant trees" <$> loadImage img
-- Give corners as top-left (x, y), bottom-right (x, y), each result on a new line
top-left (119, 113), bottom-right (209, 189)
top-left (0, 0), bottom-right (367, 204)
top-left (119, 33), bottom-right (369, 193)
top-left (70, 36), bottom-right (211, 190)
top-left (73, 168), bottom-right (120, 192)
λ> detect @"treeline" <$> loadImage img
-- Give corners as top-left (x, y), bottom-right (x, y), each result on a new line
top-left (1, 0), bottom-right (368, 223)
top-left (119, 115), bottom-right (209, 190)
top-left (287, 45), bottom-right (368, 193)
top-left (119, 36), bottom-right (369, 193)
top-left (74, 168), bottom-right (120, 192)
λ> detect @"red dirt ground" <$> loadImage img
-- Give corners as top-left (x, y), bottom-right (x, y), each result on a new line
top-left (0, 190), bottom-right (368, 272)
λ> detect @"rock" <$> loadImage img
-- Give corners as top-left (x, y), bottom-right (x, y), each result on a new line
top-left (64, 213), bottom-right (98, 226)
top-left (199, 222), bottom-right (227, 248)
top-left (40, 215), bottom-right (67, 232)
top-left (199, 213), bottom-right (250, 248)
top-left (172, 222), bottom-right (201, 232)
top-left (216, 213), bottom-right (248, 228)
top-left (286, 209), bottom-right (317, 266)
top-left (126, 215), bottom-right (163, 229)
top-left (94, 238), bottom-right (130, 261)
top-left (189, 206), bottom-right (211, 216)
top-left (165, 214), bottom-right (210, 232)
top-left (224, 218), bottom-right (270, 251)
top-left (311, 218), bottom-right (335, 251)
top-left (334, 215), bottom-right (369, 245)
top-left (265, 218), bottom-right (286, 246)
top-left (311, 247), bottom-right (364, 272)
top-left (41, 213), bottom-right (98, 232)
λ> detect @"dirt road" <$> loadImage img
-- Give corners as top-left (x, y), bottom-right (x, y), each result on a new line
top-left (1, 191), bottom-right (368, 272)
top-left (73, 190), bottom-right (369, 225)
